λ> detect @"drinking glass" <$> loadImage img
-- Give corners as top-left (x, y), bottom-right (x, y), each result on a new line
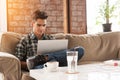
top-left (67, 51), bottom-right (78, 73)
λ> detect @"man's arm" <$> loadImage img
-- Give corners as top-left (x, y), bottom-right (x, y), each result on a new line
top-left (15, 38), bottom-right (28, 71)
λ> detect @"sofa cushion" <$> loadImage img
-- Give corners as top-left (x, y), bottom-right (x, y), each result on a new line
top-left (66, 32), bottom-right (120, 64)
top-left (0, 32), bottom-right (23, 55)
top-left (51, 33), bottom-right (66, 39)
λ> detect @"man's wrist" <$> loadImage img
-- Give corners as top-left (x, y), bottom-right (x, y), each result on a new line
top-left (21, 61), bottom-right (29, 71)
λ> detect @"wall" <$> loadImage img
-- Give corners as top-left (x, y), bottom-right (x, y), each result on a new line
top-left (7, 0), bottom-right (86, 34)
top-left (70, 0), bottom-right (87, 34)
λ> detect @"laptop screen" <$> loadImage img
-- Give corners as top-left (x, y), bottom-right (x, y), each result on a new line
top-left (37, 39), bottom-right (68, 55)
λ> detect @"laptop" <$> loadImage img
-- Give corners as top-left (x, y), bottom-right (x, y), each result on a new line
top-left (37, 39), bottom-right (68, 54)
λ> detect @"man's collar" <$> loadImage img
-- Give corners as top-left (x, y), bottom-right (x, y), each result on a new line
top-left (29, 32), bottom-right (45, 40)
top-left (29, 32), bottom-right (38, 40)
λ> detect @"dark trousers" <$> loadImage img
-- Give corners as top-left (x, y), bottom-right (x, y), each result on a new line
top-left (34, 46), bottom-right (84, 69)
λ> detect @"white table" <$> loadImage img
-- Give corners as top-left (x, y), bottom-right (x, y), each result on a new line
top-left (0, 72), bottom-right (4, 80)
top-left (30, 63), bottom-right (120, 80)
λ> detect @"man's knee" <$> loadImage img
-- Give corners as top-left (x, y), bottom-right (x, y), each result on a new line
top-left (75, 46), bottom-right (84, 60)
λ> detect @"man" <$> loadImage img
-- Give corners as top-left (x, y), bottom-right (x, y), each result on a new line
top-left (15, 10), bottom-right (84, 71)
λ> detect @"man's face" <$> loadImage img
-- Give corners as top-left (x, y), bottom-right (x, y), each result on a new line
top-left (32, 19), bottom-right (47, 36)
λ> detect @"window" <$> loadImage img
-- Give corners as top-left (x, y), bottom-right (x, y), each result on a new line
top-left (87, 0), bottom-right (120, 34)
top-left (0, 0), bottom-right (7, 32)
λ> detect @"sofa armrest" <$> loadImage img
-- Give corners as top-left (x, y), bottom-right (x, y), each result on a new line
top-left (0, 52), bottom-right (21, 80)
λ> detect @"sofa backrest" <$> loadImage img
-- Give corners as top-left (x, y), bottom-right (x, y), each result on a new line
top-left (0, 32), bottom-right (23, 55)
top-left (66, 32), bottom-right (120, 64)
top-left (0, 32), bottom-right (120, 64)
top-left (0, 32), bottom-right (66, 55)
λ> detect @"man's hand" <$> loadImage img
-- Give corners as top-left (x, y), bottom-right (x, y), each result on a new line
top-left (21, 61), bottom-right (29, 71)
top-left (26, 55), bottom-right (48, 70)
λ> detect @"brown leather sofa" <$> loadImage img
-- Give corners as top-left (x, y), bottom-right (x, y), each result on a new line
top-left (0, 31), bottom-right (120, 80)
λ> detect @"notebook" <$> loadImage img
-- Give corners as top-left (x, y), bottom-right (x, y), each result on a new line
top-left (37, 39), bottom-right (68, 54)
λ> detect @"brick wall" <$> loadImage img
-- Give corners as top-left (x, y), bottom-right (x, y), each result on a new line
top-left (70, 0), bottom-right (87, 34)
top-left (7, 0), bottom-right (35, 33)
top-left (7, 0), bottom-right (86, 34)
top-left (35, 0), bottom-right (64, 33)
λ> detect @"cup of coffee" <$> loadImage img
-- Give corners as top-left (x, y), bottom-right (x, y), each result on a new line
top-left (44, 61), bottom-right (59, 72)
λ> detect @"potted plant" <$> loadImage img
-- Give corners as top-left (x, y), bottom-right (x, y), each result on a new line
top-left (96, 0), bottom-right (120, 32)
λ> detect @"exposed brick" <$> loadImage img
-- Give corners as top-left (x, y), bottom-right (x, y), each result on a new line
top-left (38, 4), bottom-right (45, 10)
top-left (72, 6), bottom-right (78, 11)
top-left (16, 0), bottom-right (30, 3)
top-left (57, 17), bottom-right (63, 21)
top-left (25, 16), bottom-right (31, 21)
top-left (18, 11), bottom-right (26, 15)
top-left (29, 0), bottom-right (36, 3)
top-left (45, 11), bottom-right (52, 16)
top-left (12, 3), bottom-right (24, 9)
top-left (33, 0), bottom-right (39, 4)
top-left (72, 22), bottom-right (78, 27)
top-left (78, 17), bottom-right (83, 22)
top-left (7, 0), bottom-right (86, 34)
top-left (72, 17), bottom-right (77, 21)
top-left (49, 0), bottom-right (61, 5)
top-left (18, 21), bottom-right (30, 27)
top-left (8, 3), bottom-right (12, 8)
top-left (8, 15), bottom-right (13, 21)
top-left (8, 0), bottom-right (16, 3)
top-left (46, 5), bottom-right (57, 10)
top-left (77, 22), bottom-right (82, 27)
top-left (9, 21), bottom-right (18, 27)
top-left (47, 16), bottom-right (57, 21)
top-left (51, 11), bottom-right (63, 16)
top-left (57, 6), bottom-right (63, 10)
top-left (72, 11), bottom-right (78, 16)
top-left (72, 1), bottom-right (79, 5)
top-left (40, 0), bottom-right (50, 4)
top-left (46, 28), bottom-right (57, 33)
top-left (52, 22), bottom-right (63, 27)
top-left (17, 9), bottom-right (28, 15)
top-left (56, 28), bottom-right (64, 33)
top-left (82, 22), bottom-right (86, 27)
top-left (77, 11), bottom-right (82, 16)
top-left (14, 27), bottom-right (25, 33)
top-left (7, 0), bottom-right (12, 3)
top-left (46, 21), bottom-right (52, 27)
top-left (50, 11), bottom-right (58, 15)
top-left (8, 27), bottom-right (14, 32)
top-left (8, 9), bottom-right (18, 15)
top-left (13, 16), bottom-right (24, 21)
top-left (70, 0), bottom-right (87, 34)
top-left (25, 3), bottom-right (34, 9)
top-left (77, 6), bottom-right (83, 10)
